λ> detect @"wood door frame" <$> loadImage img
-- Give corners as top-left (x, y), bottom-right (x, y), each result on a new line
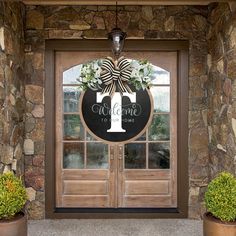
top-left (45, 39), bottom-right (189, 219)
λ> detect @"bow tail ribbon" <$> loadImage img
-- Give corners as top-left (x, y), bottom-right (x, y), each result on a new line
top-left (101, 82), bottom-right (116, 95)
top-left (117, 77), bottom-right (132, 95)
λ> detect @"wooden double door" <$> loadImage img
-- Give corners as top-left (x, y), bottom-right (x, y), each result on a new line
top-left (55, 50), bottom-right (177, 209)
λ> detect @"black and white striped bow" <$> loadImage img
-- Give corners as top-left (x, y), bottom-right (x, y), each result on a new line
top-left (100, 57), bottom-right (133, 96)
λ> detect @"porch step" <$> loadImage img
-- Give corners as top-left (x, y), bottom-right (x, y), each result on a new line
top-left (29, 219), bottom-right (202, 236)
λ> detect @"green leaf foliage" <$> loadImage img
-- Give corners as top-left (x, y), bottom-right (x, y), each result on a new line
top-left (0, 172), bottom-right (27, 220)
top-left (204, 172), bottom-right (236, 222)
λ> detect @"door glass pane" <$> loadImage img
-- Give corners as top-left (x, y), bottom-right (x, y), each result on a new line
top-left (151, 66), bottom-right (170, 85)
top-left (136, 131), bottom-right (146, 141)
top-left (64, 115), bottom-right (84, 140)
top-left (63, 143), bottom-right (84, 169)
top-left (149, 114), bottom-right (170, 141)
top-left (149, 143), bottom-right (170, 169)
top-left (63, 86), bottom-right (81, 112)
top-left (125, 143), bottom-right (146, 169)
top-left (87, 143), bottom-right (108, 169)
top-left (63, 65), bottom-right (82, 84)
top-left (86, 132), bottom-right (96, 141)
top-left (150, 86), bottom-right (170, 113)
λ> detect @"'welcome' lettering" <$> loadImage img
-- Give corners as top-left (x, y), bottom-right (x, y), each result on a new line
top-left (96, 92), bottom-right (136, 132)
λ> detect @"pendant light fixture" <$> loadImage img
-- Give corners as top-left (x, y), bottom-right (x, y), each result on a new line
top-left (108, 2), bottom-right (127, 57)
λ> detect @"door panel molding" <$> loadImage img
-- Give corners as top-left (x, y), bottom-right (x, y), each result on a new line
top-left (45, 39), bottom-right (189, 218)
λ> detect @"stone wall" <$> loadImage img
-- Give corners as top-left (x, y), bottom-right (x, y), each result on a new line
top-left (24, 5), bottom-right (210, 219)
top-left (207, 3), bottom-right (236, 177)
top-left (0, 2), bottom-right (25, 176)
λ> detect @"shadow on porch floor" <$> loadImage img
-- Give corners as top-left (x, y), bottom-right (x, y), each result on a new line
top-left (28, 219), bottom-right (203, 236)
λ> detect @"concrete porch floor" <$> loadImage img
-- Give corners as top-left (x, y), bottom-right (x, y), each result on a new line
top-left (28, 219), bottom-right (203, 236)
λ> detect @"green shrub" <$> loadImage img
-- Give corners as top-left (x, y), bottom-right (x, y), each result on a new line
top-left (0, 172), bottom-right (27, 220)
top-left (204, 172), bottom-right (236, 222)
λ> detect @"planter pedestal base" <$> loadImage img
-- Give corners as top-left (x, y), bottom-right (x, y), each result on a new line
top-left (0, 212), bottom-right (27, 236)
top-left (203, 212), bottom-right (236, 236)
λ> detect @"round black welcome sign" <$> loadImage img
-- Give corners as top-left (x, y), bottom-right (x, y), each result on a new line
top-left (80, 89), bottom-right (153, 143)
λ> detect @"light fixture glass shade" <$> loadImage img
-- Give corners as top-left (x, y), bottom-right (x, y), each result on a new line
top-left (108, 28), bottom-right (127, 57)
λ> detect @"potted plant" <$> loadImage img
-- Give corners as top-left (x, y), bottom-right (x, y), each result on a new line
top-left (0, 172), bottom-right (27, 236)
top-left (203, 171), bottom-right (236, 236)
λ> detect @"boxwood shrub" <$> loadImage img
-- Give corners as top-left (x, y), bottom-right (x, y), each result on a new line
top-left (204, 172), bottom-right (236, 222)
top-left (0, 172), bottom-right (27, 220)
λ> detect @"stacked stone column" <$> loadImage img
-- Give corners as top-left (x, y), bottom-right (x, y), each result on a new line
top-left (0, 3), bottom-right (25, 177)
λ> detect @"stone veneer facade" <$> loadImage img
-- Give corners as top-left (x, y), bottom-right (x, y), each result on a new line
top-left (207, 3), bottom-right (236, 178)
top-left (0, 1), bottom-right (235, 220)
top-left (0, 3), bottom-right (25, 176)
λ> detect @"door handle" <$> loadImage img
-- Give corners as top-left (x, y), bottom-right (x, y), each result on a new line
top-left (110, 146), bottom-right (114, 172)
top-left (118, 146), bottom-right (123, 172)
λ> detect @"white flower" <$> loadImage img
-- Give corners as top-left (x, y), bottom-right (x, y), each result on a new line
top-left (95, 67), bottom-right (101, 78)
top-left (143, 67), bottom-right (149, 76)
top-left (97, 78), bottom-right (102, 85)
top-left (130, 60), bottom-right (140, 70)
top-left (131, 69), bottom-right (138, 78)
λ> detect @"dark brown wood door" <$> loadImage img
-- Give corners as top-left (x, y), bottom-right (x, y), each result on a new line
top-left (55, 51), bottom-right (177, 208)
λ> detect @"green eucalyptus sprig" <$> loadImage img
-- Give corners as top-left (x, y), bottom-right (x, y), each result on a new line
top-left (129, 59), bottom-right (153, 90)
top-left (77, 59), bottom-right (103, 91)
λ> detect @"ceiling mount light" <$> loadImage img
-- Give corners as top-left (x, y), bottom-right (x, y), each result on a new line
top-left (108, 1), bottom-right (127, 58)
